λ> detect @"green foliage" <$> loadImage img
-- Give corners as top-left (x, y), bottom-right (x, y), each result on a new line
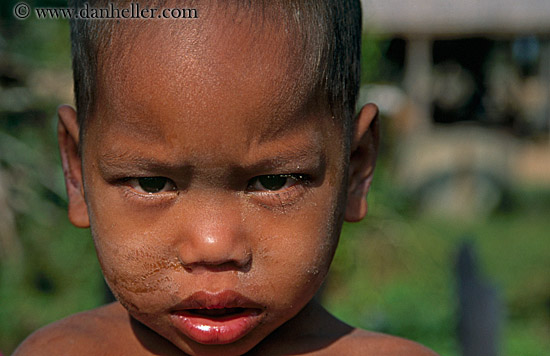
top-left (0, 10), bottom-right (106, 353)
top-left (361, 34), bottom-right (384, 84)
top-left (0, 221), bottom-right (103, 353)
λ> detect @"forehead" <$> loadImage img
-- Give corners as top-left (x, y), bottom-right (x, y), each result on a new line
top-left (93, 4), bottom-right (322, 137)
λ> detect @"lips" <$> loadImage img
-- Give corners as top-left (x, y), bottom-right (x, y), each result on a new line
top-left (170, 291), bottom-right (264, 345)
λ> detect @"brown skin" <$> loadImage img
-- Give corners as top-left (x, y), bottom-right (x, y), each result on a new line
top-left (15, 5), bottom-right (437, 356)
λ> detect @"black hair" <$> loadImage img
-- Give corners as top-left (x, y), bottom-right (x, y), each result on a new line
top-left (68, 0), bottom-right (362, 141)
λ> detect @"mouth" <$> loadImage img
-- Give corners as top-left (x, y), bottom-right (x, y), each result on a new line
top-left (170, 291), bottom-right (264, 345)
top-left (185, 307), bottom-right (253, 318)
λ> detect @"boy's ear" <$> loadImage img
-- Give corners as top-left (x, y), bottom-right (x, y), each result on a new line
top-left (344, 103), bottom-right (379, 222)
top-left (57, 105), bottom-right (90, 228)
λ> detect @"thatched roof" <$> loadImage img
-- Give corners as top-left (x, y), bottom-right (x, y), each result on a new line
top-left (362, 0), bottom-right (550, 37)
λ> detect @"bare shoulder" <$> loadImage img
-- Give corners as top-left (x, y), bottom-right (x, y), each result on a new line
top-left (338, 329), bottom-right (440, 356)
top-left (13, 303), bottom-right (129, 356)
top-left (251, 302), bottom-right (439, 356)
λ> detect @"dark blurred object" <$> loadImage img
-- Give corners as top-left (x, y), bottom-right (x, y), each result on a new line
top-left (456, 240), bottom-right (503, 356)
top-left (513, 36), bottom-right (540, 77)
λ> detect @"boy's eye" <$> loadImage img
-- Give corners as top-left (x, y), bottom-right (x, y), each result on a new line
top-left (248, 174), bottom-right (303, 192)
top-left (127, 177), bottom-right (176, 194)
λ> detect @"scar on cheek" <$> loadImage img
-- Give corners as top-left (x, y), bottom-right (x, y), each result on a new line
top-left (105, 253), bottom-right (181, 295)
top-left (111, 273), bottom-right (176, 296)
top-left (120, 249), bottom-right (182, 274)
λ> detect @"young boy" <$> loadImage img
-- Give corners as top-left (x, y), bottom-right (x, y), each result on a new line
top-left (15, 1), bottom-right (437, 355)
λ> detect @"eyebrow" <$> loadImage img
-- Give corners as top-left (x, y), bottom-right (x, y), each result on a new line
top-left (97, 150), bottom-right (186, 175)
top-left (236, 141), bottom-right (326, 177)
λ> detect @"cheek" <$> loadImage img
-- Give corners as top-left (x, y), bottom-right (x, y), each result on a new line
top-left (248, 190), bottom-right (342, 305)
top-left (89, 204), bottom-right (181, 313)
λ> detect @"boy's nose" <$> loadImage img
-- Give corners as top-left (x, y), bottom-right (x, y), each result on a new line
top-left (175, 195), bottom-right (252, 273)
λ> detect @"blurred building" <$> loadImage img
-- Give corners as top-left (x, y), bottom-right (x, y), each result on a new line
top-left (361, 0), bottom-right (550, 218)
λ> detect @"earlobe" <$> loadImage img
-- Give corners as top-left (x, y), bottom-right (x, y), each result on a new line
top-left (57, 105), bottom-right (90, 228)
top-left (344, 103), bottom-right (379, 222)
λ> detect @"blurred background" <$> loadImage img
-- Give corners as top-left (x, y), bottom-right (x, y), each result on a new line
top-left (1, 0), bottom-right (549, 355)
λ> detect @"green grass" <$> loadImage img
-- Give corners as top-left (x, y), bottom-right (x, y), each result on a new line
top-left (322, 179), bottom-right (550, 356)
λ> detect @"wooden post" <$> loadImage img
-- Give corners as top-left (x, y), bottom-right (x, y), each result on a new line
top-left (539, 39), bottom-right (550, 146)
top-left (403, 37), bottom-right (433, 132)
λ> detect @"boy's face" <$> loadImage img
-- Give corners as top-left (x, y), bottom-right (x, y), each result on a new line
top-left (59, 7), bottom-right (377, 356)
